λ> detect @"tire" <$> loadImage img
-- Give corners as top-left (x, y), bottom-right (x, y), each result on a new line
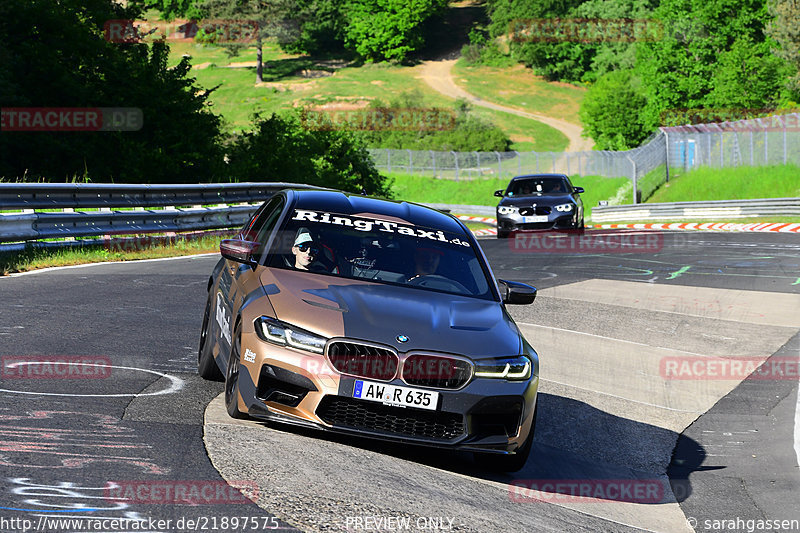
top-left (474, 405), bottom-right (537, 472)
top-left (496, 229), bottom-right (510, 239)
top-left (198, 291), bottom-right (224, 381)
top-left (224, 322), bottom-right (248, 419)
top-left (576, 216), bottom-right (585, 234)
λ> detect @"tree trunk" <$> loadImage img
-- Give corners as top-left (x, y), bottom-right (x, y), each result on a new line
top-left (256, 36), bottom-right (263, 84)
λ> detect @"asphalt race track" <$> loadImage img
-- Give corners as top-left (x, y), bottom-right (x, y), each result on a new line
top-left (1, 229), bottom-right (799, 533)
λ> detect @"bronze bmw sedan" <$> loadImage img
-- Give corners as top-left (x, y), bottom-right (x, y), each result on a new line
top-left (198, 189), bottom-right (540, 471)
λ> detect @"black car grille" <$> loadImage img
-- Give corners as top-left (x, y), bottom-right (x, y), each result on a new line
top-left (317, 396), bottom-right (465, 441)
top-left (519, 206), bottom-right (551, 216)
top-left (402, 354), bottom-right (472, 389)
top-left (327, 341), bottom-right (399, 381)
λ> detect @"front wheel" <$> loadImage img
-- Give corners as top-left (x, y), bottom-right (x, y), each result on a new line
top-left (198, 291), bottom-right (223, 381)
top-left (224, 322), bottom-right (248, 419)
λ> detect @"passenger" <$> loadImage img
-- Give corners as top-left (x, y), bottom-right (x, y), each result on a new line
top-left (290, 228), bottom-right (326, 272)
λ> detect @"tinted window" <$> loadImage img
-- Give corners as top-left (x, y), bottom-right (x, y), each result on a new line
top-left (507, 177), bottom-right (570, 196)
top-left (266, 208), bottom-right (494, 300)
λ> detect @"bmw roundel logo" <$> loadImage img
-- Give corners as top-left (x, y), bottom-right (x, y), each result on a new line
top-left (396, 334), bottom-right (409, 343)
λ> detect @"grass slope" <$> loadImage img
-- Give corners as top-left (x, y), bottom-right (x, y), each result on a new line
top-left (169, 43), bottom-right (569, 151)
top-left (648, 165), bottom-right (800, 203)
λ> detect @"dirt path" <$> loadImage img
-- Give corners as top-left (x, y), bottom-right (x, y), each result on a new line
top-left (417, 59), bottom-right (593, 152)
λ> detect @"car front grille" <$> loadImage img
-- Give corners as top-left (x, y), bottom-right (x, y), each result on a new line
top-left (327, 341), bottom-right (399, 381)
top-left (316, 396), bottom-right (466, 441)
top-left (402, 354), bottom-right (472, 389)
top-left (519, 206), bottom-right (551, 216)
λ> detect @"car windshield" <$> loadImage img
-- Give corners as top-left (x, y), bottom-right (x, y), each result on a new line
top-left (267, 208), bottom-right (495, 300)
top-left (508, 177), bottom-right (570, 196)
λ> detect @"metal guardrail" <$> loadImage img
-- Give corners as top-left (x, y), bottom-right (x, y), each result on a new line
top-left (0, 182), bottom-right (315, 209)
top-left (592, 197), bottom-right (800, 222)
top-left (0, 205), bottom-right (257, 243)
top-left (423, 204), bottom-right (495, 217)
top-left (0, 182), bottom-right (326, 245)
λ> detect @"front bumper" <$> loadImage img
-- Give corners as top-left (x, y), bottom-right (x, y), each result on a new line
top-left (231, 328), bottom-right (539, 454)
top-left (497, 211), bottom-right (578, 232)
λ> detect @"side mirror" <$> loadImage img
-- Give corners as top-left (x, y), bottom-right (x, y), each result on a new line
top-left (220, 239), bottom-right (260, 268)
top-left (573, 186), bottom-right (584, 194)
top-left (494, 189), bottom-right (505, 198)
top-left (498, 279), bottom-right (537, 305)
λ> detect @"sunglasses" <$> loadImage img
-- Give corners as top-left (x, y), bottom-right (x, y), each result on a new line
top-left (296, 243), bottom-right (319, 254)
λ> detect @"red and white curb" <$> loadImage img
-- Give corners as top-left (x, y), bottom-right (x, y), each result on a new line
top-left (457, 215), bottom-right (498, 237)
top-left (592, 222), bottom-right (800, 233)
top-left (456, 215), bottom-right (800, 237)
top-left (457, 215), bottom-right (497, 225)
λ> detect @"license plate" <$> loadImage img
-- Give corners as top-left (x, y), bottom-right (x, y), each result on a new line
top-left (522, 215), bottom-right (549, 223)
top-left (353, 380), bottom-right (439, 411)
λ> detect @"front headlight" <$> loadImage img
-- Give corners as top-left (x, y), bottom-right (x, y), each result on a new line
top-left (498, 206), bottom-right (519, 215)
top-left (555, 203), bottom-right (574, 212)
top-left (255, 317), bottom-right (327, 354)
top-left (474, 355), bottom-right (531, 380)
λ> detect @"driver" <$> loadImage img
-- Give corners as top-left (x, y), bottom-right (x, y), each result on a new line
top-left (408, 247), bottom-right (443, 281)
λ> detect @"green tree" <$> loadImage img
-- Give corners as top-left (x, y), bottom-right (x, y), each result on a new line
top-left (0, 0), bottom-right (223, 182)
top-left (226, 114), bottom-right (392, 196)
top-left (636, 0), bottom-right (788, 127)
top-left (141, 0), bottom-right (205, 19)
top-left (579, 70), bottom-right (652, 150)
top-left (200, 0), bottom-right (296, 83)
top-left (766, 0), bottom-right (800, 95)
top-left (342, 0), bottom-right (448, 62)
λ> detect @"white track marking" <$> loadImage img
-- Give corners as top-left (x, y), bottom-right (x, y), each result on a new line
top-left (0, 362), bottom-right (183, 397)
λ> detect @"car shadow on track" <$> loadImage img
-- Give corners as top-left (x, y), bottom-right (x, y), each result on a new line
top-left (247, 392), bottom-right (711, 505)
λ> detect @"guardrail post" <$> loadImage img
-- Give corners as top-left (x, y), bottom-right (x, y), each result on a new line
top-left (387, 149), bottom-right (392, 173)
top-left (496, 151), bottom-right (501, 179)
top-left (452, 151), bottom-right (459, 181)
top-left (430, 150), bottom-right (436, 176)
top-left (407, 149), bottom-right (413, 174)
top-left (663, 130), bottom-right (670, 183)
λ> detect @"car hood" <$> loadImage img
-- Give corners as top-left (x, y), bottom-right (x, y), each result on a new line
top-left (260, 268), bottom-right (522, 357)
top-left (498, 193), bottom-right (573, 207)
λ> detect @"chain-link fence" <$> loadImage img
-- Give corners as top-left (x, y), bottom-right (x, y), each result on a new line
top-left (367, 132), bottom-right (666, 203)
top-left (663, 113), bottom-right (800, 171)
top-left (367, 112), bottom-right (800, 204)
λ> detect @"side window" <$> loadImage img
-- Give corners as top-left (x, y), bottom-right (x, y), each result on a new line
top-left (242, 196), bottom-right (284, 244)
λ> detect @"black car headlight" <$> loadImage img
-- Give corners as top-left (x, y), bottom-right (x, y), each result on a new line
top-left (555, 203), bottom-right (574, 212)
top-left (255, 317), bottom-right (327, 354)
top-left (497, 206), bottom-right (519, 216)
top-left (474, 356), bottom-right (531, 380)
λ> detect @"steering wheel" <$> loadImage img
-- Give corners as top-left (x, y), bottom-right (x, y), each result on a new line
top-left (407, 275), bottom-right (469, 293)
